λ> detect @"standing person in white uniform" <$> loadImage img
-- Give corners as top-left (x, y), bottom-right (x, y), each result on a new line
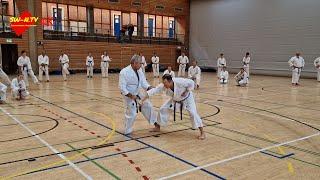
top-left (101, 51), bottom-right (111, 78)
top-left (188, 61), bottom-right (201, 89)
top-left (314, 56), bottom-right (320, 82)
top-left (38, 51), bottom-right (50, 82)
top-left (0, 82), bottom-right (7, 104)
top-left (234, 68), bottom-right (249, 86)
top-left (142, 74), bottom-right (206, 140)
top-left (59, 51), bottom-right (70, 81)
top-left (139, 52), bottom-right (147, 75)
top-left (219, 66), bottom-right (229, 84)
top-left (163, 66), bottom-right (175, 78)
top-left (242, 52), bottom-right (251, 77)
top-left (119, 54), bottom-right (158, 135)
top-left (11, 74), bottom-right (29, 100)
top-left (217, 53), bottom-right (226, 79)
top-left (151, 52), bottom-right (160, 78)
top-left (0, 63), bottom-right (11, 85)
top-left (17, 50), bottom-right (39, 87)
top-left (86, 52), bottom-right (94, 78)
top-left (288, 52), bottom-right (305, 86)
top-left (177, 52), bottom-right (189, 77)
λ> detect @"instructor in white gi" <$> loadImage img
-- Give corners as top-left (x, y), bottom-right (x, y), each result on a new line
top-left (119, 54), bottom-right (158, 135)
top-left (17, 50), bottom-right (39, 86)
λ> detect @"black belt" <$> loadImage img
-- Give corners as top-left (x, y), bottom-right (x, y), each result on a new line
top-left (22, 65), bottom-right (28, 73)
top-left (134, 95), bottom-right (141, 113)
top-left (172, 93), bottom-right (190, 122)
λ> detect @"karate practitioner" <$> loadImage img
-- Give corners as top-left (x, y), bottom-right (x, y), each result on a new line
top-left (151, 52), bottom-right (160, 78)
top-left (234, 68), bottom-right (249, 86)
top-left (288, 52), bottom-right (305, 86)
top-left (101, 51), bottom-right (111, 78)
top-left (11, 74), bottom-right (29, 100)
top-left (17, 50), bottom-right (39, 87)
top-left (243, 52), bottom-right (251, 77)
top-left (219, 66), bottom-right (229, 84)
top-left (38, 51), bottom-right (50, 82)
top-left (142, 74), bottom-right (206, 140)
top-left (86, 52), bottom-right (94, 78)
top-left (0, 63), bottom-right (11, 85)
top-left (163, 66), bottom-right (175, 78)
top-left (188, 61), bottom-right (201, 89)
top-left (177, 52), bottom-right (189, 77)
top-left (217, 53), bottom-right (226, 78)
top-left (119, 54), bottom-right (158, 135)
top-left (0, 82), bottom-right (7, 104)
top-left (139, 52), bottom-right (147, 74)
top-left (59, 51), bottom-right (70, 81)
top-left (314, 56), bottom-right (320, 82)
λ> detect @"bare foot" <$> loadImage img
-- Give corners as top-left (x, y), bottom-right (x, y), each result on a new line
top-left (198, 133), bottom-right (206, 140)
top-left (149, 127), bottom-right (160, 132)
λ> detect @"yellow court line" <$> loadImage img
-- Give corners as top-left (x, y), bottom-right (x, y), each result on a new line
top-left (0, 111), bottom-right (116, 180)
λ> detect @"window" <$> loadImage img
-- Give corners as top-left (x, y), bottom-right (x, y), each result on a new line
top-left (0, 0), bottom-right (17, 33)
top-left (42, 2), bottom-right (87, 33)
top-left (144, 14), bottom-right (174, 38)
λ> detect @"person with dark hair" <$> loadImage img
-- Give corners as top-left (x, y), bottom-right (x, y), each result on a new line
top-left (177, 52), bottom-right (189, 77)
top-left (288, 52), bottom-right (305, 86)
top-left (141, 74), bottom-right (206, 140)
top-left (38, 50), bottom-right (50, 82)
top-left (139, 52), bottom-right (147, 74)
top-left (11, 74), bottom-right (29, 100)
top-left (219, 66), bottom-right (229, 84)
top-left (151, 52), bottom-right (160, 78)
top-left (128, 24), bottom-right (134, 42)
top-left (59, 50), bottom-right (70, 81)
top-left (86, 52), bottom-right (94, 78)
top-left (17, 50), bottom-right (39, 87)
top-left (0, 62), bottom-right (11, 85)
top-left (234, 68), bottom-right (249, 86)
top-left (242, 52), bottom-right (251, 77)
top-left (188, 61), bottom-right (201, 89)
top-left (119, 54), bottom-right (158, 135)
top-left (217, 53), bottom-right (226, 78)
top-left (101, 51), bottom-right (112, 78)
top-left (163, 66), bottom-right (175, 78)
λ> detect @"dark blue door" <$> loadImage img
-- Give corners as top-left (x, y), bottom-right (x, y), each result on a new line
top-left (53, 8), bottom-right (62, 31)
top-left (169, 20), bottom-right (174, 38)
top-left (114, 15), bottom-right (121, 37)
top-left (148, 18), bottom-right (154, 37)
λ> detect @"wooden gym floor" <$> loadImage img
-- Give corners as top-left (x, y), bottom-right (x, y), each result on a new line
top-left (0, 72), bottom-right (319, 180)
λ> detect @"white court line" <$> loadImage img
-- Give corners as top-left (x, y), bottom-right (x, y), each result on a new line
top-left (0, 107), bottom-right (93, 180)
top-left (158, 132), bottom-right (320, 180)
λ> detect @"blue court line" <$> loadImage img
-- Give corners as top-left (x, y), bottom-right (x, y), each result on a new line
top-left (31, 94), bottom-right (225, 179)
top-left (261, 151), bottom-right (295, 159)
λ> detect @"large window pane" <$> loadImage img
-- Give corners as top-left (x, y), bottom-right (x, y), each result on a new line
top-left (94, 8), bottom-right (101, 23)
top-left (78, 6), bottom-right (86, 21)
top-left (156, 15), bottom-right (162, 38)
top-left (68, 5), bottom-right (77, 20)
top-left (122, 13), bottom-right (130, 26)
top-left (102, 10), bottom-right (110, 24)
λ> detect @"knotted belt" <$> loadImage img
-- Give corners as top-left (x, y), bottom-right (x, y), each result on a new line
top-left (172, 93), bottom-right (190, 122)
top-left (23, 64), bottom-right (28, 73)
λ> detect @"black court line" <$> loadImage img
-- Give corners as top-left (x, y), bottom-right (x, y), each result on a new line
top-left (30, 94), bottom-right (223, 178)
top-left (0, 114), bottom-right (59, 143)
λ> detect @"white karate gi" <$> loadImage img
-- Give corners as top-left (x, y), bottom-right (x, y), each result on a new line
top-left (217, 57), bottom-right (226, 77)
top-left (140, 56), bottom-right (147, 74)
top-left (0, 82), bottom-right (7, 102)
top-left (177, 55), bottom-right (189, 77)
top-left (314, 57), bottom-right (320, 81)
top-left (188, 66), bottom-right (201, 87)
top-left (163, 70), bottom-right (175, 78)
top-left (101, 55), bottom-right (111, 78)
top-left (243, 56), bottom-right (251, 77)
top-left (151, 56), bottom-right (160, 77)
top-left (220, 70), bottom-right (229, 84)
top-left (0, 67), bottom-right (11, 85)
top-left (59, 54), bottom-right (70, 80)
top-left (119, 65), bottom-right (157, 134)
top-left (86, 56), bottom-right (94, 77)
top-left (38, 54), bottom-right (50, 81)
top-left (17, 56), bottom-right (38, 86)
top-left (147, 78), bottom-right (203, 129)
top-left (11, 78), bottom-right (29, 99)
top-left (235, 71), bottom-right (249, 86)
top-left (288, 56), bottom-right (305, 84)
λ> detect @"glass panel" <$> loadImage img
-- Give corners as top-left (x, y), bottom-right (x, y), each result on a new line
top-left (130, 13), bottom-right (137, 26)
top-left (94, 8), bottom-right (101, 23)
top-left (78, 6), bottom-right (86, 21)
top-left (78, 21), bottom-right (87, 32)
top-left (102, 9), bottom-right (110, 24)
top-left (122, 13), bottom-right (130, 26)
top-left (68, 5), bottom-right (77, 20)
top-left (42, 2), bottom-right (47, 18)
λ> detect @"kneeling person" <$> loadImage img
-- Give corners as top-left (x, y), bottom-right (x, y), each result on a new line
top-left (11, 74), bottom-right (29, 100)
top-left (234, 68), bottom-right (248, 86)
top-left (219, 67), bottom-right (229, 84)
top-left (143, 74), bottom-right (205, 140)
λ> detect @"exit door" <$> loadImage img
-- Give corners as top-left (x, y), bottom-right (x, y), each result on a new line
top-left (1, 44), bottom-right (18, 74)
